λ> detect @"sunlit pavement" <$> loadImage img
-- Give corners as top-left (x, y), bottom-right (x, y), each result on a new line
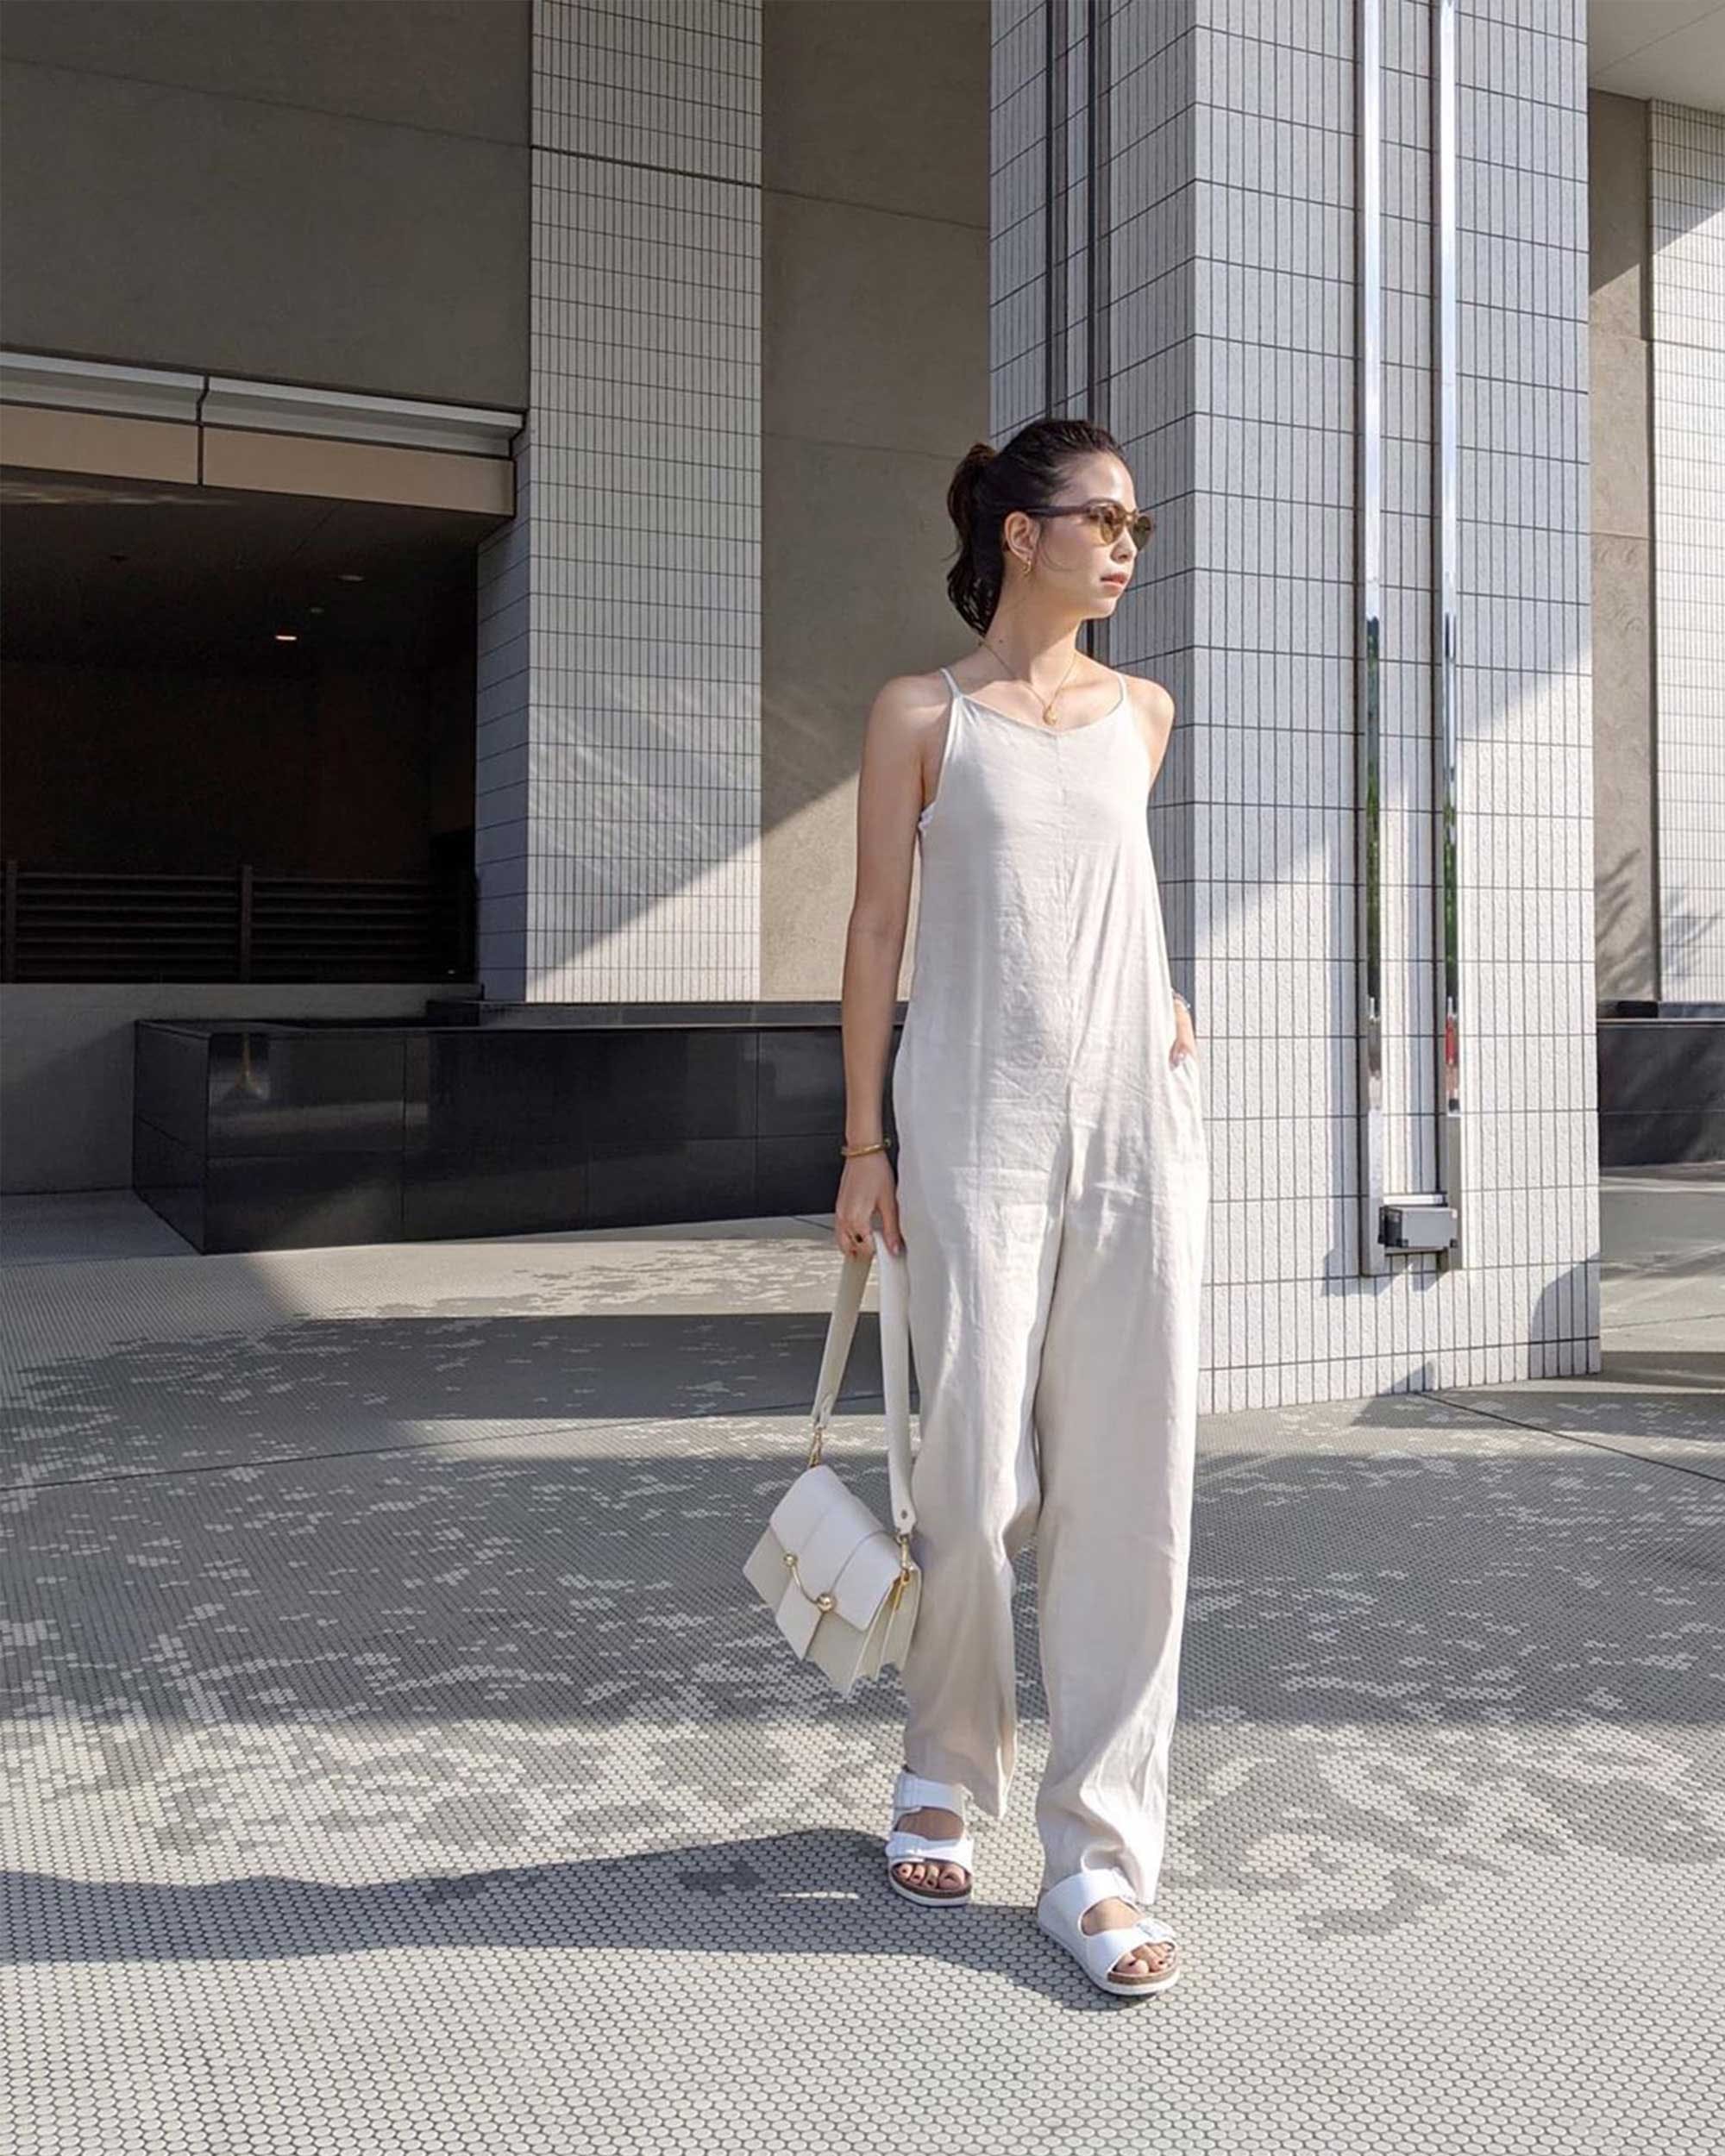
top-left (3, 1177), bottom-right (1722, 2155)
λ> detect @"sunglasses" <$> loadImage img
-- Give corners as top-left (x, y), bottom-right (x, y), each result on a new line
top-left (1024, 499), bottom-right (1157, 550)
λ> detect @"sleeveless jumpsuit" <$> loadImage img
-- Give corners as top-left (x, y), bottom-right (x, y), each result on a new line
top-left (890, 663), bottom-right (1209, 1907)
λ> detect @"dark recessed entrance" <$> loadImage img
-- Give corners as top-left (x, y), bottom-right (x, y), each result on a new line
top-left (1, 467), bottom-right (506, 983)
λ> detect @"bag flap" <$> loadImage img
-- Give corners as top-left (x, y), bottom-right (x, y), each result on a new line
top-left (828, 1531), bottom-right (903, 1629)
top-left (794, 1481), bottom-right (888, 1595)
top-left (762, 1462), bottom-right (910, 1636)
top-left (774, 1575), bottom-right (822, 1658)
top-left (768, 1461), bottom-right (849, 1545)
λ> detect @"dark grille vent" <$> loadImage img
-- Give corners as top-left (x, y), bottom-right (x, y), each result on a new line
top-left (2, 864), bottom-right (471, 982)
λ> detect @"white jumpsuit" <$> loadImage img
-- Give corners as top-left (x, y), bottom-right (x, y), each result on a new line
top-left (890, 663), bottom-right (1209, 1906)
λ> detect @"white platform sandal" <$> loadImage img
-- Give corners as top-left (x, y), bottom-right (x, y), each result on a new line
top-left (884, 1766), bottom-right (975, 1907)
top-left (1037, 1865), bottom-right (1180, 1996)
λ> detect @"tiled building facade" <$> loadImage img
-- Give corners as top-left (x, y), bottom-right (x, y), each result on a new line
top-left (1649, 98), bottom-right (1725, 1005)
top-left (994, 0), bottom-right (1596, 1401)
top-left (478, 3), bottom-right (763, 1002)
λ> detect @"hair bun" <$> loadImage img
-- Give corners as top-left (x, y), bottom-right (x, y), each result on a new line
top-left (947, 441), bottom-right (995, 529)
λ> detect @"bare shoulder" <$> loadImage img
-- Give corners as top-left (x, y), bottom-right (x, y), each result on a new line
top-left (1119, 671), bottom-right (1176, 751)
top-left (859, 673), bottom-right (950, 820)
top-left (868, 670), bottom-right (948, 723)
top-left (862, 669), bottom-right (950, 754)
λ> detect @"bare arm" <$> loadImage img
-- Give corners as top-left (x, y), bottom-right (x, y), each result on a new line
top-left (1127, 677), bottom-right (1200, 1064)
top-left (1126, 672), bottom-right (1176, 789)
top-left (832, 674), bottom-right (930, 1256)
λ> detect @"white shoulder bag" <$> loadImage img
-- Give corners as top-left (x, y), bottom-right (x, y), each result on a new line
top-left (742, 1225), bottom-right (919, 1695)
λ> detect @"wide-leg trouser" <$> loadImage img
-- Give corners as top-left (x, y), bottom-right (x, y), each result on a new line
top-left (894, 1104), bottom-right (1208, 1905)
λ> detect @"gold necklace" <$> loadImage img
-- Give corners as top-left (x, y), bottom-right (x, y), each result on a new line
top-left (975, 637), bottom-right (1082, 730)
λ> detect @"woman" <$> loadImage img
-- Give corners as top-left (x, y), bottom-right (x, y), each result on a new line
top-left (832, 417), bottom-right (1208, 1998)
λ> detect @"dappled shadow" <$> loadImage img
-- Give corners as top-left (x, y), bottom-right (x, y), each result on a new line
top-left (5, 1376), bottom-right (1723, 1967)
top-left (3, 1307), bottom-right (883, 1488)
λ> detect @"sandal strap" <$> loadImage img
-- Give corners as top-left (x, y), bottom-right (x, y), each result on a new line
top-left (885, 1827), bottom-right (974, 1867)
top-left (893, 1767), bottom-right (968, 1815)
top-left (1072, 1920), bottom-right (1173, 1984)
top-left (1038, 1865), bottom-right (1134, 1930)
top-left (1038, 1865), bottom-right (1176, 1984)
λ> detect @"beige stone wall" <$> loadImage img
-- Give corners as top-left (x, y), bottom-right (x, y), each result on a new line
top-left (1589, 90), bottom-right (1657, 1006)
top-left (759, 2), bottom-right (991, 1000)
top-left (0, 1), bottom-right (530, 409)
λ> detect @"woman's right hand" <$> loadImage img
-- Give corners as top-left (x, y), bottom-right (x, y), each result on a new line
top-left (834, 1150), bottom-right (902, 1257)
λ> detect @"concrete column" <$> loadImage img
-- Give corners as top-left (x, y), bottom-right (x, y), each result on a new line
top-left (1649, 98), bottom-right (1725, 1005)
top-left (476, 0), bottom-right (761, 1002)
top-left (993, 0), bottom-right (1596, 1402)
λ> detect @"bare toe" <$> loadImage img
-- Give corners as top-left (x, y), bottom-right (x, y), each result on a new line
top-left (1113, 1938), bottom-right (1172, 1982)
top-left (890, 1804), bottom-right (970, 1897)
top-left (1078, 1895), bottom-right (1174, 1982)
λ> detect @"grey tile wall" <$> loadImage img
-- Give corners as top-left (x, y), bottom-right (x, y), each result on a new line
top-left (1451, 0), bottom-right (1596, 1393)
top-left (476, 0), bottom-right (762, 1003)
top-left (1649, 99), bottom-right (1725, 1004)
top-left (991, 0), bottom-right (1597, 1405)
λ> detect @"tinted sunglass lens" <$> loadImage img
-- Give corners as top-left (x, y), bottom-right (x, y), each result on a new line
top-left (1089, 505), bottom-right (1155, 547)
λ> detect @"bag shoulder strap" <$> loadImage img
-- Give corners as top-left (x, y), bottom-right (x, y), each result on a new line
top-left (808, 1225), bottom-right (914, 1534)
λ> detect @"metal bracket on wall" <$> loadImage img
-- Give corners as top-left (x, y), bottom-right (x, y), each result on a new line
top-left (1356, 0), bottom-right (1464, 1274)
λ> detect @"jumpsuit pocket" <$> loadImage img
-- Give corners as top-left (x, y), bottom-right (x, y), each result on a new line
top-left (1173, 1051), bottom-right (1206, 1131)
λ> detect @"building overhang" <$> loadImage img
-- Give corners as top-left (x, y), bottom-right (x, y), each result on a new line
top-left (0, 352), bottom-right (524, 517)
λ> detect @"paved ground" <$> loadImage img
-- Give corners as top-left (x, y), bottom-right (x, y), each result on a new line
top-left (3, 1176), bottom-right (1722, 2156)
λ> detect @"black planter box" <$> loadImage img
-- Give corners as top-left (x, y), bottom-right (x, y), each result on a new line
top-left (134, 1005), bottom-right (903, 1253)
top-left (1596, 1005), bottom-right (1725, 1168)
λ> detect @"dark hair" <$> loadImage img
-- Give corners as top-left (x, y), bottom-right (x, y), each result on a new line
top-left (944, 417), bottom-right (1129, 636)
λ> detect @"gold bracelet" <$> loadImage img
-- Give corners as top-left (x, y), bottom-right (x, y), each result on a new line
top-left (840, 1138), bottom-right (889, 1158)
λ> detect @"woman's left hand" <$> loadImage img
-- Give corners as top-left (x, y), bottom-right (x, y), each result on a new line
top-left (1170, 1000), bottom-right (1199, 1068)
